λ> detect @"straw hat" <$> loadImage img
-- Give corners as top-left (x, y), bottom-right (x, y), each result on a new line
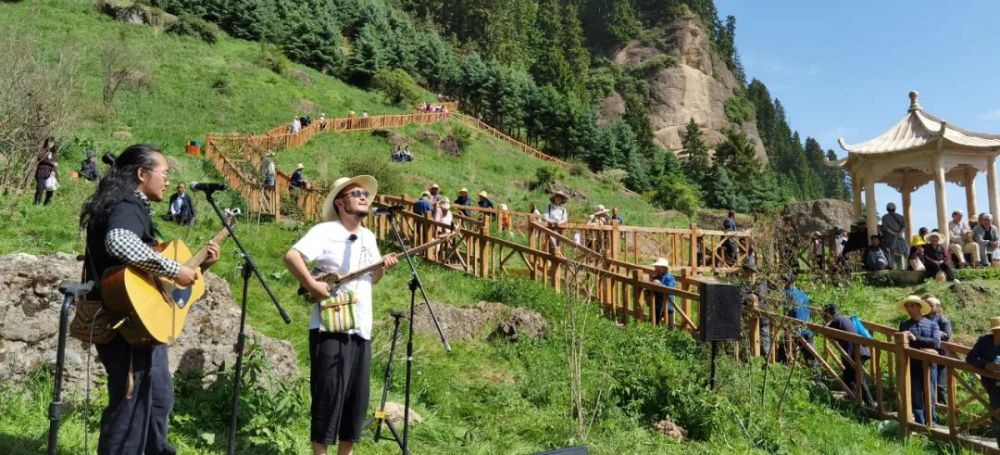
top-left (990, 316), bottom-right (1000, 330)
top-left (924, 296), bottom-right (942, 308)
top-left (439, 198), bottom-right (452, 210)
top-left (296, 163), bottom-right (304, 170)
top-left (420, 191), bottom-right (431, 198)
top-left (652, 258), bottom-right (670, 269)
top-left (478, 191), bottom-right (489, 198)
top-left (499, 203), bottom-right (509, 211)
top-left (550, 191), bottom-right (568, 203)
top-left (430, 183), bottom-right (440, 189)
top-left (459, 188), bottom-right (469, 194)
top-left (592, 204), bottom-right (608, 216)
top-left (321, 175), bottom-right (378, 222)
top-left (924, 232), bottom-right (944, 243)
top-left (897, 295), bottom-right (931, 316)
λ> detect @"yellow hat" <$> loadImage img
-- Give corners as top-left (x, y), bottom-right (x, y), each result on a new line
top-left (321, 175), bottom-right (378, 222)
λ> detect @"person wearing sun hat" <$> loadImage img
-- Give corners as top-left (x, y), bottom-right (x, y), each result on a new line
top-left (587, 204), bottom-right (611, 225)
top-left (413, 190), bottom-right (434, 217)
top-left (454, 187), bottom-right (472, 216)
top-left (428, 183), bottom-right (442, 202)
top-left (476, 190), bottom-right (494, 210)
top-left (897, 294), bottom-right (941, 425)
top-left (289, 162), bottom-right (308, 193)
top-left (921, 230), bottom-right (959, 283)
top-left (498, 203), bottom-right (515, 238)
top-left (650, 258), bottom-right (676, 327)
top-left (283, 175), bottom-right (399, 454)
top-left (434, 197), bottom-right (454, 236)
top-left (965, 316), bottom-right (1000, 446)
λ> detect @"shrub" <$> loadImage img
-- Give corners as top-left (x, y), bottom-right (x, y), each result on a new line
top-left (371, 68), bottom-right (422, 106)
top-left (596, 168), bottom-right (628, 191)
top-left (165, 14), bottom-right (218, 44)
top-left (338, 153), bottom-right (403, 197)
top-left (532, 166), bottom-right (565, 191)
top-left (650, 176), bottom-right (701, 220)
top-left (258, 43), bottom-right (291, 75)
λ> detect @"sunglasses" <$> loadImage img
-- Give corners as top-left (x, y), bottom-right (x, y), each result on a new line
top-left (340, 189), bottom-right (371, 199)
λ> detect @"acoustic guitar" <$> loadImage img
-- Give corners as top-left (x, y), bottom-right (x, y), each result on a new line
top-left (299, 232), bottom-right (455, 302)
top-left (101, 212), bottom-right (236, 346)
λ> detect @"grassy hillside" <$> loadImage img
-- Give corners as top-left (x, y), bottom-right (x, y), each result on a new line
top-left (0, 1), bottom-right (973, 454)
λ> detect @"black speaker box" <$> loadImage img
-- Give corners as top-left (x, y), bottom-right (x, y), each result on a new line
top-left (698, 283), bottom-right (743, 341)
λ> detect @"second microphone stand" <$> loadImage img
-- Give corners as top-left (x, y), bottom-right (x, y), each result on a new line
top-left (382, 210), bottom-right (451, 454)
top-left (202, 190), bottom-right (292, 455)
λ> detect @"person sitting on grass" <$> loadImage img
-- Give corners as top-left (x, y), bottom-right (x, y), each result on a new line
top-left (922, 231), bottom-right (959, 283)
top-left (863, 235), bottom-right (893, 271)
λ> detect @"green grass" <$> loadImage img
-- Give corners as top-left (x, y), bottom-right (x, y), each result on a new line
top-left (0, 1), bottom-right (978, 454)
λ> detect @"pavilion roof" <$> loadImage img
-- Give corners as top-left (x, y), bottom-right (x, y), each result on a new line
top-left (837, 91), bottom-right (1000, 156)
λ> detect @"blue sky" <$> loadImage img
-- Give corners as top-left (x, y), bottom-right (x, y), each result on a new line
top-left (715, 1), bottom-right (1000, 230)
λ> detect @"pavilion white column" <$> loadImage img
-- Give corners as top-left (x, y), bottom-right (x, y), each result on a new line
top-left (865, 174), bottom-right (877, 239)
top-left (965, 168), bottom-right (978, 220)
top-left (851, 171), bottom-right (863, 218)
top-left (902, 188), bottom-right (913, 244)
top-left (933, 156), bottom-right (949, 245)
top-left (988, 155), bottom-right (1000, 219)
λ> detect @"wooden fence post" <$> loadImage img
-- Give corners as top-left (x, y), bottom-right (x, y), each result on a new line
top-left (480, 214), bottom-right (491, 278)
top-left (895, 333), bottom-right (911, 438)
top-left (748, 304), bottom-right (761, 358)
top-left (631, 269), bottom-right (643, 323)
top-left (689, 223), bottom-right (699, 274)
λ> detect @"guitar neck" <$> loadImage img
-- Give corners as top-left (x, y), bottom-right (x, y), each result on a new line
top-left (317, 232), bottom-right (455, 285)
top-left (185, 225), bottom-right (232, 269)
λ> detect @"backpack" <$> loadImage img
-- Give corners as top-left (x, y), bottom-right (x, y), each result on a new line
top-left (851, 315), bottom-right (872, 339)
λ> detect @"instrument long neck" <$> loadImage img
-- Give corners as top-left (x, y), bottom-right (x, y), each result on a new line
top-left (185, 226), bottom-right (231, 269)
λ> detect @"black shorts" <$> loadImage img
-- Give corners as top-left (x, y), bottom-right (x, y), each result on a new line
top-left (309, 330), bottom-right (372, 445)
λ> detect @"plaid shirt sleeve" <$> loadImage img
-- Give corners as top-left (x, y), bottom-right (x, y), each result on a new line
top-left (105, 228), bottom-right (181, 278)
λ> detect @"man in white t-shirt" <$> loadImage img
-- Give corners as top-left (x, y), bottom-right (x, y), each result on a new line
top-left (284, 174), bottom-right (398, 455)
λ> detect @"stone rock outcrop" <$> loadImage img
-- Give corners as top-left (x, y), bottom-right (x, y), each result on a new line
top-left (412, 301), bottom-right (547, 343)
top-left (381, 402), bottom-right (424, 425)
top-left (780, 199), bottom-right (855, 237)
top-left (601, 13), bottom-right (766, 161)
top-left (0, 253), bottom-right (298, 393)
top-left (654, 419), bottom-right (688, 442)
top-left (491, 308), bottom-right (547, 342)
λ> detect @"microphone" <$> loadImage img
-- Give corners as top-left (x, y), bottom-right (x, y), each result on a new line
top-left (189, 181), bottom-right (227, 192)
top-left (372, 206), bottom-right (403, 216)
top-left (347, 234), bottom-right (358, 242)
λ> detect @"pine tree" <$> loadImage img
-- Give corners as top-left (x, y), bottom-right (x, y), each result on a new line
top-left (713, 126), bottom-right (760, 185)
top-left (681, 118), bottom-right (711, 186)
top-left (704, 166), bottom-right (748, 212)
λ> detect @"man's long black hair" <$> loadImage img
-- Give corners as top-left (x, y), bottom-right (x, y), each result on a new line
top-left (79, 144), bottom-right (162, 230)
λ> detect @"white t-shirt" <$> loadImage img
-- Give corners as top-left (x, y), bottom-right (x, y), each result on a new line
top-left (292, 221), bottom-right (381, 339)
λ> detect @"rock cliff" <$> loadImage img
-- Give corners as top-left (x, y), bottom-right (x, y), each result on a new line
top-left (600, 13), bottom-right (766, 160)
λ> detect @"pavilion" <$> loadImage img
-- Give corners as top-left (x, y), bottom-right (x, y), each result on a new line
top-left (831, 91), bottom-right (1000, 244)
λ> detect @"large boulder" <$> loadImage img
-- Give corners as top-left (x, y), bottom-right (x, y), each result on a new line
top-left (780, 199), bottom-right (854, 237)
top-left (411, 301), bottom-right (509, 342)
top-left (491, 308), bottom-right (547, 342)
top-left (0, 253), bottom-right (297, 393)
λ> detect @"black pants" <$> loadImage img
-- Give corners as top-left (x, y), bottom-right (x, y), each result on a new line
top-left (34, 176), bottom-right (53, 205)
top-left (924, 261), bottom-right (955, 281)
top-left (841, 356), bottom-right (874, 404)
top-left (309, 330), bottom-right (371, 445)
top-left (96, 335), bottom-right (175, 455)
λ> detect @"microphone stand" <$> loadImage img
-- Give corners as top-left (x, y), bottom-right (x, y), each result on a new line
top-left (382, 210), bottom-right (451, 454)
top-left (201, 189), bottom-right (291, 455)
top-left (47, 280), bottom-right (93, 455)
